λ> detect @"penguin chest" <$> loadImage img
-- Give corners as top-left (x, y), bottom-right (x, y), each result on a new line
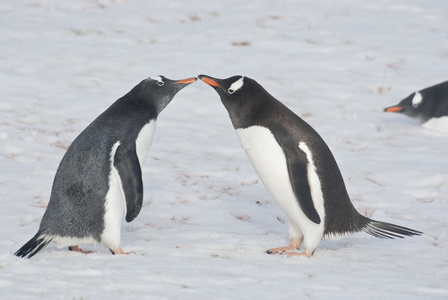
top-left (101, 141), bottom-right (126, 249)
top-left (101, 120), bottom-right (157, 249)
top-left (135, 120), bottom-right (157, 167)
top-left (236, 125), bottom-right (325, 244)
top-left (421, 116), bottom-right (448, 133)
top-left (236, 126), bottom-right (310, 219)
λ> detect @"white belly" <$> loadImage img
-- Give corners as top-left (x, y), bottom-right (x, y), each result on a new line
top-left (101, 141), bottom-right (125, 250)
top-left (236, 126), bottom-right (324, 248)
top-left (101, 120), bottom-right (157, 250)
top-left (422, 116), bottom-right (448, 133)
top-left (135, 120), bottom-right (157, 167)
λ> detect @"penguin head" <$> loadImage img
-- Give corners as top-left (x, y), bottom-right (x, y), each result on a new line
top-left (199, 74), bottom-right (268, 128)
top-left (384, 91), bottom-right (431, 123)
top-left (130, 76), bottom-right (197, 115)
top-left (198, 75), bottom-right (246, 96)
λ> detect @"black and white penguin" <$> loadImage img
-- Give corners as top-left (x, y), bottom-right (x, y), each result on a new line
top-left (199, 74), bottom-right (421, 257)
top-left (384, 81), bottom-right (448, 133)
top-left (15, 76), bottom-right (197, 258)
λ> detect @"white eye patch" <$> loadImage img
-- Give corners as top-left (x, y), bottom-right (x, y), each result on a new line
top-left (412, 92), bottom-right (422, 108)
top-left (228, 77), bottom-right (244, 94)
top-left (150, 76), bottom-right (164, 86)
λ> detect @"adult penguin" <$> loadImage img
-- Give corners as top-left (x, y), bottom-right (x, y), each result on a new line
top-left (199, 74), bottom-right (421, 257)
top-left (15, 76), bottom-right (197, 258)
top-left (384, 81), bottom-right (448, 133)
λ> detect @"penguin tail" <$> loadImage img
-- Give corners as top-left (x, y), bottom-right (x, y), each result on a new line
top-left (15, 234), bottom-right (53, 259)
top-left (364, 220), bottom-right (422, 239)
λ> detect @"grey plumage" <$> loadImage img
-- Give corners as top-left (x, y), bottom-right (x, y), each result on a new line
top-left (15, 76), bottom-right (197, 258)
top-left (385, 81), bottom-right (448, 124)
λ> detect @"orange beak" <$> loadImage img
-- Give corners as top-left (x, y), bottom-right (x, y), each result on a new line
top-left (200, 77), bottom-right (221, 88)
top-left (174, 77), bottom-right (197, 84)
top-left (384, 106), bottom-right (403, 113)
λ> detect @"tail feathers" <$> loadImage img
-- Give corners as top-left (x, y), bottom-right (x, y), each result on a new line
top-left (15, 234), bottom-right (53, 259)
top-left (364, 220), bottom-right (422, 239)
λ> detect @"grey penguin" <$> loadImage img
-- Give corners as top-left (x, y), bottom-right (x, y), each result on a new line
top-left (15, 76), bottom-right (197, 258)
top-left (384, 81), bottom-right (448, 132)
top-left (199, 74), bottom-right (421, 258)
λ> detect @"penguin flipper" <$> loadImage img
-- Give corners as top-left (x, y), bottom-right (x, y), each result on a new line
top-left (285, 150), bottom-right (321, 224)
top-left (114, 144), bottom-right (143, 223)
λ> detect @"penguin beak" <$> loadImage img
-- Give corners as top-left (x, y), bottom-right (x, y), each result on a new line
top-left (384, 106), bottom-right (404, 113)
top-left (198, 75), bottom-right (222, 88)
top-left (173, 77), bottom-right (198, 84)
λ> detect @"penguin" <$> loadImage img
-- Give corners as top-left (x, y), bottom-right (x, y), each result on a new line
top-left (384, 81), bottom-right (448, 133)
top-left (15, 76), bottom-right (197, 258)
top-left (199, 74), bottom-right (421, 258)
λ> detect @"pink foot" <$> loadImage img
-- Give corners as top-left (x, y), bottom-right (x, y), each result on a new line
top-left (68, 245), bottom-right (92, 254)
top-left (111, 247), bottom-right (133, 255)
top-left (284, 248), bottom-right (314, 258)
top-left (266, 237), bottom-right (303, 254)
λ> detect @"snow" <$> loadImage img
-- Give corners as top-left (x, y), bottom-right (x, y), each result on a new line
top-left (1, 0), bottom-right (448, 299)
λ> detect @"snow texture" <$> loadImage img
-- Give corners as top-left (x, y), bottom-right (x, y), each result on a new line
top-left (1, 0), bottom-right (447, 299)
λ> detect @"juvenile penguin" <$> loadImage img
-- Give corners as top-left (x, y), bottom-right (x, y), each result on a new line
top-left (15, 76), bottom-right (197, 258)
top-left (199, 74), bottom-right (421, 257)
top-left (384, 81), bottom-right (448, 133)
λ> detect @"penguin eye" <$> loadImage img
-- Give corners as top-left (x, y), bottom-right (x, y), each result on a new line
top-left (157, 81), bottom-right (164, 87)
top-left (228, 88), bottom-right (235, 94)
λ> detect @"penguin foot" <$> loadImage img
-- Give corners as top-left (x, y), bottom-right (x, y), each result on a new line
top-left (267, 248), bottom-right (313, 258)
top-left (68, 245), bottom-right (92, 254)
top-left (266, 246), bottom-right (296, 254)
top-left (266, 238), bottom-right (303, 255)
top-left (110, 247), bottom-right (133, 255)
top-left (283, 248), bottom-right (314, 258)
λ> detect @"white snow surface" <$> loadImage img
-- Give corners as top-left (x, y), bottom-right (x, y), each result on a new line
top-left (1, 0), bottom-right (448, 299)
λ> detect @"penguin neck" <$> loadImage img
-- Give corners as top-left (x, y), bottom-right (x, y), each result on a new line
top-left (414, 103), bottom-right (432, 124)
top-left (221, 98), bottom-right (268, 130)
top-left (153, 95), bottom-right (173, 115)
top-left (124, 88), bottom-right (170, 117)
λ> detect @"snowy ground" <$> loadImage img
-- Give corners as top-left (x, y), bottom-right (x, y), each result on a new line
top-left (1, 0), bottom-right (448, 299)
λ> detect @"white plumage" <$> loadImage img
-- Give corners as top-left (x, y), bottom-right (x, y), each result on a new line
top-left (236, 126), bottom-right (325, 252)
top-left (102, 122), bottom-right (156, 251)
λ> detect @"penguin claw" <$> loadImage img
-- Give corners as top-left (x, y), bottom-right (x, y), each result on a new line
top-left (266, 238), bottom-right (311, 257)
top-left (266, 246), bottom-right (297, 254)
top-left (266, 249), bottom-right (281, 255)
top-left (267, 249), bottom-right (312, 258)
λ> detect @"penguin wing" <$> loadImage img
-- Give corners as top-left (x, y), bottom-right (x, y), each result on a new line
top-left (113, 143), bottom-right (143, 222)
top-left (285, 148), bottom-right (321, 224)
